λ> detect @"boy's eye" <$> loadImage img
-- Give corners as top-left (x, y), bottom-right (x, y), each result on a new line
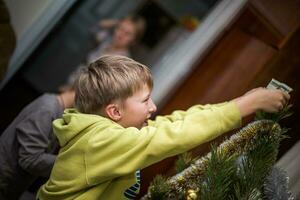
top-left (143, 98), bottom-right (149, 103)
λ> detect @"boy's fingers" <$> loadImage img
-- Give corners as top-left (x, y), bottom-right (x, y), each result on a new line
top-left (282, 91), bottom-right (290, 102)
top-left (278, 103), bottom-right (284, 110)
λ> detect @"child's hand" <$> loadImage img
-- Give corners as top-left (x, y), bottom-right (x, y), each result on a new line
top-left (233, 87), bottom-right (290, 117)
top-left (98, 19), bottom-right (119, 29)
top-left (253, 88), bottom-right (290, 112)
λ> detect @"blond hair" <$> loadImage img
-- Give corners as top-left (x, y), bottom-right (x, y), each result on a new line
top-left (74, 55), bottom-right (153, 114)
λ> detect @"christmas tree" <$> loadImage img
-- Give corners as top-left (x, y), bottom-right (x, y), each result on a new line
top-left (142, 105), bottom-right (294, 200)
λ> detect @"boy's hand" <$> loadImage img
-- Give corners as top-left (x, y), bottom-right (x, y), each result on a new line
top-left (233, 87), bottom-right (290, 117)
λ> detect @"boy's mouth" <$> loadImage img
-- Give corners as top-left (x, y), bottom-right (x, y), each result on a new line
top-left (143, 116), bottom-right (151, 127)
top-left (143, 118), bottom-right (149, 127)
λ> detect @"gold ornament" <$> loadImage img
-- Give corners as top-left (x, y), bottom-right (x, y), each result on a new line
top-left (177, 175), bottom-right (184, 183)
top-left (186, 189), bottom-right (198, 200)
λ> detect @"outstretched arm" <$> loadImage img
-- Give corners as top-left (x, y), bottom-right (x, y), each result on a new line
top-left (149, 87), bottom-right (290, 126)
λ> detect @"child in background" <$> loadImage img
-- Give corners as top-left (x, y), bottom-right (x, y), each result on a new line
top-left (59, 15), bottom-right (146, 92)
top-left (87, 14), bottom-right (146, 63)
top-left (38, 55), bottom-right (290, 200)
top-left (0, 88), bottom-right (75, 200)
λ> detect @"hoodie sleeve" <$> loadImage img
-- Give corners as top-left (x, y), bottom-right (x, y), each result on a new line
top-left (85, 101), bottom-right (241, 185)
top-left (147, 102), bottom-right (231, 126)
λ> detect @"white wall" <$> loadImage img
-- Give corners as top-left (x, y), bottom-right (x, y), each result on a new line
top-left (4, 0), bottom-right (53, 40)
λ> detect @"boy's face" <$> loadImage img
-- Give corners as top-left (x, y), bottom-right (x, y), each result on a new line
top-left (113, 19), bottom-right (136, 48)
top-left (118, 84), bottom-right (157, 129)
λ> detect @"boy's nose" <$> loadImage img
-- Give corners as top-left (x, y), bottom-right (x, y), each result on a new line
top-left (149, 98), bottom-right (157, 113)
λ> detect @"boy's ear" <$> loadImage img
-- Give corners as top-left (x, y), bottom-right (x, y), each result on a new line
top-left (104, 103), bottom-right (122, 121)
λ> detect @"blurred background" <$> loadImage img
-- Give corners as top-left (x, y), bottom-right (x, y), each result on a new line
top-left (1, 0), bottom-right (300, 198)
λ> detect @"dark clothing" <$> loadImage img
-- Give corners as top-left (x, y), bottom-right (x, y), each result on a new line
top-left (0, 94), bottom-right (63, 200)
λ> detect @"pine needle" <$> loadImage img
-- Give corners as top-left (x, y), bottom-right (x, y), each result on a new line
top-left (232, 132), bottom-right (280, 199)
top-left (255, 104), bottom-right (293, 122)
top-left (200, 145), bottom-right (237, 200)
top-left (175, 152), bottom-right (195, 173)
top-left (148, 175), bottom-right (170, 200)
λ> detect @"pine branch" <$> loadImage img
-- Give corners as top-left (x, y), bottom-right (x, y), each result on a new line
top-left (232, 132), bottom-right (280, 200)
top-left (175, 152), bottom-right (196, 174)
top-left (200, 145), bottom-right (237, 200)
top-left (147, 175), bottom-right (170, 200)
top-left (255, 104), bottom-right (293, 122)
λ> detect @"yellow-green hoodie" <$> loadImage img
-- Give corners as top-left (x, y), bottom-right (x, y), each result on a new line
top-left (37, 102), bottom-right (241, 200)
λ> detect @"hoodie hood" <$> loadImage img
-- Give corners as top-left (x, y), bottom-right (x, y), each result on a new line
top-left (53, 109), bottom-right (104, 147)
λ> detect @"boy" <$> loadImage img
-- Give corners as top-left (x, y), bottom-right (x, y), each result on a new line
top-left (38, 55), bottom-right (289, 200)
